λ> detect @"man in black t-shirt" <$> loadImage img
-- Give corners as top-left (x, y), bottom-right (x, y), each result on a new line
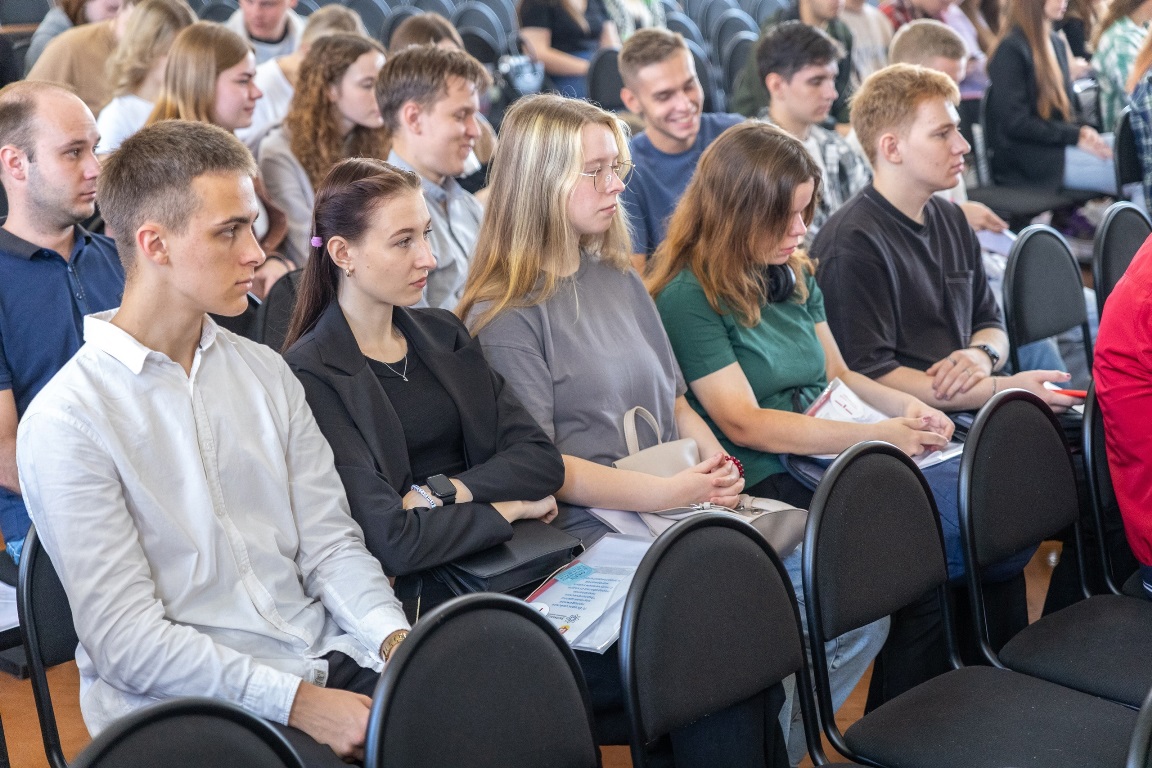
top-left (812, 64), bottom-right (1074, 413)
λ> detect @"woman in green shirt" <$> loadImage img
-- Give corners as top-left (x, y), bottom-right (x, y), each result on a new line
top-left (648, 121), bottom-right (954, 507)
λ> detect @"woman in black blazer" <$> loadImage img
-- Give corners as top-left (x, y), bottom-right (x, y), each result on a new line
top-left (986, 0), bottom-right (1115, 192)
top-left (282, 158), bottom-right (564, 621)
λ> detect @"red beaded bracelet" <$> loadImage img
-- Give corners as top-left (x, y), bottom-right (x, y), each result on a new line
top-left (725, 455), bottom-right (744, 478)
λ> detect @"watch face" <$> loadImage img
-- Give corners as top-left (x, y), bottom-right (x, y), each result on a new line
top-left (427, 474), bottom-right (455, 499)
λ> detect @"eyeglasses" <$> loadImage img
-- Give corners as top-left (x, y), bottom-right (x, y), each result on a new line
top-left (578, 161), bottom-right (634, 191)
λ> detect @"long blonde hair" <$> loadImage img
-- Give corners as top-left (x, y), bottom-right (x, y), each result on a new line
top-left (647, 122), bottom-right (820, 327)
top-left (147, 21), bottom-right (251, 125)
top-left (1001, 0), bottom-right (1072, 120)
top-left (457, 94), bottom-right (632, 333)
top-left (107, 0), bottom-right (196, 97)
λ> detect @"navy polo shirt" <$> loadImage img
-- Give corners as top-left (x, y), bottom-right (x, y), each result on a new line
top-left (0, 225), bottom-right (124, 550)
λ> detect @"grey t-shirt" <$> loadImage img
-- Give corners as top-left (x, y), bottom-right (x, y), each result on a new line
top-left (472, 253), bottom-right (687, 467)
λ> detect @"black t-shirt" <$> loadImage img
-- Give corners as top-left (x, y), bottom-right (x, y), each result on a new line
top-left (519, 0), bottom-right (605, 55)
top-left (368, 350), bottom-right (468, 483)
top-left (812, 185), bottom-right (1004, 377)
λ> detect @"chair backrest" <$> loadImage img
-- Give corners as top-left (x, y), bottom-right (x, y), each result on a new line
top-left (665, 11), bottom-right (706, 49)
top-left (1115, 107), bottom-right (1142, 191)
top-left (1129, 685), bottom-right (1152, 768)
top-left (722, 31), bottom-right (756, 96)
top-left (478, 0), bottom-right (517, 34)
top-left (620, 513), bottom-right (812, 766)
top-left (460, 26), bottom-right (501, 64)
top-left (750, 0), bottom-right (780, 22)
top-left (381, 5), bottom-right (422, 47)
top-left (71, 698), bottom-right (306, 768)
top-left (1093, 200), bottom-right (1152, 317)
top-left (1083, 382), bottom-right (1136, 594)
top-left (586, 47), bottom-right (624, 111)
top-left (960, 389), bottom-right (1079, 571)
top-left (365, 593), bottom-right (599, 768)
top-left (296, 0), bottom-right (319, 15)
top-left (18, 527), bottom-right (78, 768)
top-left (1003, 224), bottom-right (1092, 372)
top-left (683, 0), bottom-right (711, 25)
top-left (711, 8), bottom-right (756, 64)
top-left (414, 0), bottom-right (455, 20)
top-left (1, 0), bottom-right (50, 23)
top-left (701, 0), bottom-right (738, 42)
top-left (348, 0), bottom-right (392, 42)
top-left (452, 1), bottom-right (506, 52)
top-left (974, 85), bottom-right (994, 187)
top-left (211, 292), bottom-right (262, 341)
top-left (254, 265), bottom-right (302, 351)
top-left (685, 39), bottom-right (720, 113)
top-left (198, 0), bottom-right (238, 21)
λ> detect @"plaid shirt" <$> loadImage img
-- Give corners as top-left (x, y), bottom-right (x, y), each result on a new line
top-left (1128, 74), bottom-right (1152, 209)
top-left (1091, 15), bottom-right (1150, 132)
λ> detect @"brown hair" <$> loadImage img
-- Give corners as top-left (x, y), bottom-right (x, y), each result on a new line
top-left (60, 0), bottom-right (90, 26)
top-left (1092, 0), bottom-right (1144, 49)
top-left (618, 28), bottom-right (688, 87)
top-left (285, 34), bottom-right (388, 189)
top-left (107, 0), bottom-right (196, 97)
top-left (374, 44), bottom-right (492, 133)
top-left (646, 122), bottom-right (820, 327)
top-left (301, 4), bottom-right (367, 47)
top-left (889, 19), bottom-right (968, 64)
top-left (282, 158), bottom-right (422, 349)
top-left (388, 12), bottom-right (464, 51)
top-left (851, 63), bottom-right (961, 165)
top-left (457, 94), bottom-right (632, 334)
top-left (147, 21), bottom-right (252, 125)
top-left (999, 0), bottom-right (1072, 120)
top-left (99, 120), bottom-right (257, 271)
top-left (0, 81), bottom-right (76, 161)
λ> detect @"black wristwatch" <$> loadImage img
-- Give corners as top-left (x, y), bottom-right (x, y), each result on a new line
top-left (969, 343), bottom-right (1001, 370)
top-left (426, 474), bottom-right (456, 506)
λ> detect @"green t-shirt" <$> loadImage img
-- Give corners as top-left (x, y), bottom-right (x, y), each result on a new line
top-left (654, 268), bottom-right (828, 484)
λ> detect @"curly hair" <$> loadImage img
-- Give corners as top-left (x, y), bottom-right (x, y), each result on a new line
top-left (285, 33), bottom-right (389, 189)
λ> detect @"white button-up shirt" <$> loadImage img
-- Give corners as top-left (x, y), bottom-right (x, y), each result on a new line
top-left (17, 311), bottom-right (408, 734)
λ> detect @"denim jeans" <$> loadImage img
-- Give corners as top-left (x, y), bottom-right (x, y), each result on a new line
top-left (1063, 135), bottom-right (1117, 195)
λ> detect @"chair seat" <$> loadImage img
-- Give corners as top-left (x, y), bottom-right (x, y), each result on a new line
top-left (967, 185), bottom-right (1097, 219)
top-left (1122, 570), bottom-right (1147, 599)
top-left (997, 594), bottom-right (1152, 708)
top-left (845, 665), bottom-right (1136, 768)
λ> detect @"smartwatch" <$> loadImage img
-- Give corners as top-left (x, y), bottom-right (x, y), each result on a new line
top-left (969, 343), bottom-right (1001, 370)
top-left (426, 474), bottom-right (456, 506)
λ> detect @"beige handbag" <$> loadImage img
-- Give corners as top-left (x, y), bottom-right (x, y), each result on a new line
top-left (612, 406), bottom-right (700, 476)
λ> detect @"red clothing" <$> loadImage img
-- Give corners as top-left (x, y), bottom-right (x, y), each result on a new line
top-left (1096, 233), bottom-right (1152, 566)
top-left (878, 0), bottom-right (931, 30)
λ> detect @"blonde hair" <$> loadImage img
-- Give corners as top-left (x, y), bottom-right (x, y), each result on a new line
top-left (851, 63), bottom-right (961, 166)
top-left (999, 0), bottom-right (1072, 120)
top-left (147, 21), bottom-right (251, 125)
top-left (300, 4), bottom-right (367, 47)
top-left (889, 19), bottom-right (968, 65)
top-left (285, 34), bottom-right (388, 189)
top-left (457, 94), bottom-right (632, 333)
top-left (107, 0), bottom-right (196, 97)
top-left (647, 122), bottom-right (820, 326)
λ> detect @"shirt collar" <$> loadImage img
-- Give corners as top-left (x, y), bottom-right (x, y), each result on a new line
top-left (387, 150), bottom-right (458, 205)
top-left (84, 310), bottom-right (221, 375)
top-left (0, 224), bottom-right (92, 261)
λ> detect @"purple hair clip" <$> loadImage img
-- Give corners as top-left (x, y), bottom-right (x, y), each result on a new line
top-left (310, 236), bottom-right (323, 248)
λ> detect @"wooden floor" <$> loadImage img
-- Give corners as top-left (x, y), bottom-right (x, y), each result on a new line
top-left (0, 543), bottom-right (1060, 768)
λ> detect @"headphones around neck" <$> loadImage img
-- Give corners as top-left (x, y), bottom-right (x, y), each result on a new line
top-left (765, 263), bottom-right (797, 304)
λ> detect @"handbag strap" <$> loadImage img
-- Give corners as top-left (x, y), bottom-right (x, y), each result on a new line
top-left (623, 406), bottom-right (663, 455)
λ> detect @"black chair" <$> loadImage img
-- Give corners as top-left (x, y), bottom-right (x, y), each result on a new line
top-left (748, 0), bottom-right (780, 22)
top-left (415, 0), bottom-right (455, 20)
top-left (1093, 200), bottom-right (1152, 317)
top-left (683, 0), bottom-right (710, 26)
top-left (665, 11), bottom-right (707, 50)
top-left (710, 8), bottom-right (756, 68)
top-left (685, 38), bottom-right (720, 113)
top-left (1083, 382), bottom-right (1142, 597)
top-left (699, 0), bottom-right (738, 47)
top-left (722, 30), bottom-right (755, 97)
top-left (380, 5), bottom-right (423, 48)
top-left (969, 85), bottom-right (1098, 230)
top-left (451, 1), bottom-right (507, 53)
top-left (1115, 107), bottom-right (1142, 198)
top-left (211, 292), bottom-right (262, 341)
top-left (253, 270), bottom-right (302, 352)
top-left (620, 512), bottom-right (861, 767)
top-left (958, 389), bottom-right (1152, 709)
top-left (0, 0), bottom-right (50, 23)
top-left (365, 593), bottom-right (599, 768)
top-left (198, 0), bottom-right (238, 21)
top-left (586, 47), bottom-right (625, 111)
top-left (477, 0), bottom-right (517, 37)
top-left (1002, 224), bottom-right (1093, 374)
top-left (1129, 687), bottom-right (1152, 768)
top-left (803, 441), bottom-right (1137, 767)
top-left (18, 527), bottom-right (77, 768)
top-left (71, 698), bottom-right (305, 768)
top-left (460, 26), bottom-right (501, 65)
top-left (348, 0), bottom-right (392, 42)
top-left (295, 0), bottom-right (319, 14)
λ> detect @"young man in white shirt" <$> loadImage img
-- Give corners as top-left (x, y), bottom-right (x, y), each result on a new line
top-left (375, 46), bottom-right (491, 310)
top-left (226, 0), bottom-right (306, 64)
top-left (17, 120), bottom-right (409, 767)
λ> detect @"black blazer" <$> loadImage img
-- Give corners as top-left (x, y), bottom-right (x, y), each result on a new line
top-left (986, 26), bottom-right (1082, 189)
top-left (284, 302), bottom-right (565, 579)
